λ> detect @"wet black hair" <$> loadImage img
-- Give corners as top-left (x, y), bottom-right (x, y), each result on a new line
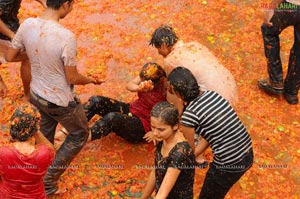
top-left (167, 67), bottom-right (200, 103)
top-left (46, 0), bottom-right (73, 9)
top-left (10, 104), bottom-right (40, 142)
top-left (151, 101), bottom-right (179, 127)
top-left (149, 25), bottom-right (179, 48)
top-left (139, 62), bottom-right (166, 84)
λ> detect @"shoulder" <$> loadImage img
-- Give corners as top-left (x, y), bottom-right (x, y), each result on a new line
top-left (36, 144), bottom-right (55, 156)
top-left (21, 18), bottom-right (36, 25)
top-left (169, 142), bottom-right (195, 164)
top-left (0, 144), bottom-right (14, 158)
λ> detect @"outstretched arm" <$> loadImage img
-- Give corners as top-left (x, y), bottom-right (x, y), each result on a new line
top-left (65, 66), bottom-right (103, 85)
top-left (155, 168), bottom-right (181, 199)
top-left (141, 169), bottom-right (156, 199)
top-left (0, 11), bottom-right (15, 39)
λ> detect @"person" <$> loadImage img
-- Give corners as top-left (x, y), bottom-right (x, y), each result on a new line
top-left (5, 0), bottom-right (102, 195)
top-left (149, 24), bottom-right (238, 109)
top-left (258, 0), bottom-right (300, 104)
top-left (149, 25), bottom-right (238, 167)
top-left (167, 67), bottom-right (253, 199)
top-left (0, 104), bottom-right (55, 199)
top-left (142, 101), bottom-right (195, 199)
top-left (0, 0), bottom-right (46, 98)
top-left (84, 62), bottom-right (167, 143)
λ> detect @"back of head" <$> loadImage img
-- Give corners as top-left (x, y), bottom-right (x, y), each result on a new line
top-left (151, 101), bottom-right (179, 127)
top-left (139, 62), bottom-right (166, 84)
top-left (167, 67), bottom-right (199, 102)
top-left (10, 104), bottom-right (40, 142)
top-left (46, 0), bottom-right (73, 9)
top-left (149, 25), bottom-right (178, 48)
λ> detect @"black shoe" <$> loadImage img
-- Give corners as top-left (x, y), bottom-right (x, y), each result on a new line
top-left (84, 96), bottom-right (103, 121)
top-left (283, 93), bottom-right (298, 105)
top-left (258, 79), bottom-right (284, 95)
top-left (90, 120), bottom-right (111, 141)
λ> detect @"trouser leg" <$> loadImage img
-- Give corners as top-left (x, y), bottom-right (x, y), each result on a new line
top-left (261, 2), bottom-right (299, 84)
top-left (91, 112), bottom-right (145, 143)
top-left (284, 25), bottom-right (300, 96)
top-left (199, 150), bottom-right (253, 199)
top-left (84, 96), bottom-right (129, 121)
top-left (42, 103), bottom-right (89, 195)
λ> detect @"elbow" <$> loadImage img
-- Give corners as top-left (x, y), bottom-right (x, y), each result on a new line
top-left (5, 54), bottom-right (13, 62)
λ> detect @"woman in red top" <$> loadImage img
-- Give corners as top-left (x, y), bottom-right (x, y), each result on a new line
top-left (0, 104), bottom-right (55, 199)
top-left (84, 62), bottom-right (167, 143)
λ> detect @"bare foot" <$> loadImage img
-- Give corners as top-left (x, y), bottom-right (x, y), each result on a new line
top-left (54, 129), bottom-right (68, 150)
top-left (54, 187), bottom-right (67, 195)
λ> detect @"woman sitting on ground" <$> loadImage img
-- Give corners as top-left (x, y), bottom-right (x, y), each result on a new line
top-left (83, 62), bottom-right (167, 143)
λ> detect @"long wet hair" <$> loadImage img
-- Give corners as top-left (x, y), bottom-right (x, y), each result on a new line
top-left (151, 101), bottom-right (179, 127)
top-left (139, 62), bottom-right (166, 85)
top-left (167, 67), bottom-right (200, 103)
top-left (10, 104), bottom-right (40, 142)
top-left (149, 25), bottom-right (179, 48)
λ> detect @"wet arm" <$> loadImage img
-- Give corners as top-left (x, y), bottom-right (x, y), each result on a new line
top-left (195, 138), bottom-right (209, 157)
top-left (155, 168), bottom-right (181, 199)
top-left (65, 66), bottom-right (102, 85)
top-left (126, 76), bottom-right (141, 92)
top-left (142, 169), bottom-right (156, 199)
top-left (0, 11), bottom-right (15, 40)
top-left (179, 125), bottom-right (195, 151)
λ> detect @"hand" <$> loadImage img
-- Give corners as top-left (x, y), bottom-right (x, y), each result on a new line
top-left (139, 80), bottom-right (154, 92)
top-left (264, 9), bottom-right (274, 27)
top-left (143, 131), bottom-right (157, 145)
top-left (0, 80), bottom-right (8, 97)
top-left (91, 78), bottom-right (105, 85)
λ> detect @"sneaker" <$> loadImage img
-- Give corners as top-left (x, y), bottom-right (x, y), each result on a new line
top-left (258, 79), bottom-right (284, 95)
top-left (283, 93), bottom-right (299, 105)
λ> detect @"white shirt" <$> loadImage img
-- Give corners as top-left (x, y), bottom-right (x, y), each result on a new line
top-left (12, 18), bottom-right (77, 107)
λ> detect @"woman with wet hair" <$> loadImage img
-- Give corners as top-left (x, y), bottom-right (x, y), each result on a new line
top-left (142, 101), bottom-right (195, 199)
top-left (81, 62), bottom-right (167, 143)
top-left (167, 67), bottom-right (253, 199)
top-left (0, 104), bottom-right (55, 198)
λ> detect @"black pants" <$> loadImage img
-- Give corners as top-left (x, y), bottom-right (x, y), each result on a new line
top-left (261, 1), bottom-right (300, 96)
top-left (84, 96), bottom-right (145, 143)
top-left (30, 92), bottom-right (89, 195)
top-left (199, 149), bottom-right (253, 199)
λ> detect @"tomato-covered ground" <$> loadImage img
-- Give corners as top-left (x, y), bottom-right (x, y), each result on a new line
top-left (0, 0), bottom-right (299, 198)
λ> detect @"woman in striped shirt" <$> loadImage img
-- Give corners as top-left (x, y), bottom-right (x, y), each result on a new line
top-left (167, 67), bottom-right (253, 199)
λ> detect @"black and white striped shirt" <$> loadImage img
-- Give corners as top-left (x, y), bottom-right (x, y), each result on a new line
top-left (181, 91), bottom-right (252, 166)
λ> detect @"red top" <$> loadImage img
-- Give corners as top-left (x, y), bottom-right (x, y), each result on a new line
top-left (130, 80), bottom-right (166, 132)
top-left (0, 144), bottom-right (54, 199)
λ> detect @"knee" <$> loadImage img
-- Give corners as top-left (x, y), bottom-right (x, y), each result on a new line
top-left (104, 112), bottom-right (118, 121)
top-left (87, 96), bottom-right (103, 108)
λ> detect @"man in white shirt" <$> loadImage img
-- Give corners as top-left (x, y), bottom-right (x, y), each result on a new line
top-left (6, 0), bottom-right (102, 195)
top-left (258, 0), bottom-right (300, 104)
top-left (0, 0), bottom-right (46, 98)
